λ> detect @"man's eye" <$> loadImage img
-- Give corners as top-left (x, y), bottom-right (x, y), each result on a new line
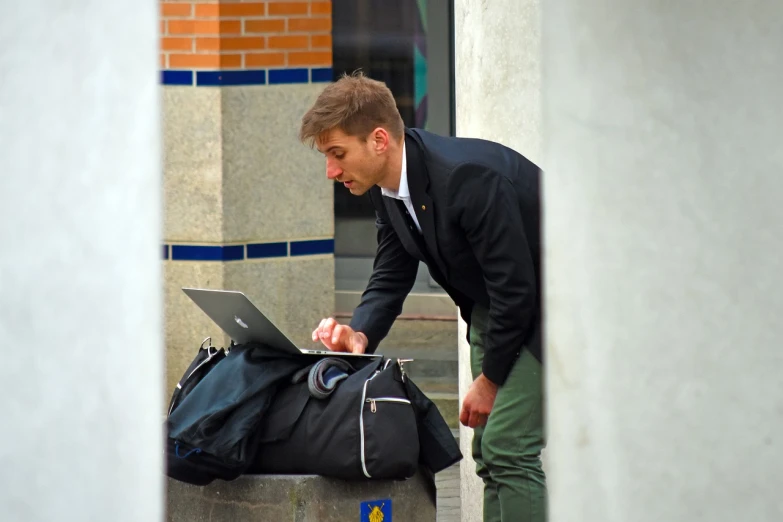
top-left (335, 153), bottom-right (345, 160)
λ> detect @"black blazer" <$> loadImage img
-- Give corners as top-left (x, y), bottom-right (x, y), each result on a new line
top-left (350, 128), bottom-right (542, 386)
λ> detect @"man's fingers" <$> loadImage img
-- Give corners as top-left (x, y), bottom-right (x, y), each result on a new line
top-left (459, 401), bottom-right (470, 427)
top-left (329, 324), bottom-right (348, 352)
top-left (313, 318), bottom-right (327, 340)
top-left (331, 324), bottom-right (347, 345)
top-left (349, 333), bottom-right (367, 354)
top-left (318, 317), bottom-right (337, 342)
top-left (313, 317), bottom-right (330, 341)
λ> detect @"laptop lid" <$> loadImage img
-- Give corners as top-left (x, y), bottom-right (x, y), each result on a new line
top-left (182, 288), bottom-right (303, 355)
top-left (182, 287), bottom-right (381, 358)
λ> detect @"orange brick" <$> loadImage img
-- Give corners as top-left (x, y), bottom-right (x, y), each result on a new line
top-left (161, 3), bottom-right (192, 17)
top-left (310, 34), bottom-right (331, 48)
top-left (268, 35), bottom-right (308, 49)
top-left (288, 18), bottom-right (331, 32)
top-left (169, 20), bottom-right (242, 35)
top-left (194, 3), bottom-right (220, 17)
top-left (161, 20), bottom-right (166, 35)
top-left (245, 19), bottom-right (286, 33)
top-left (195, 37), bottom-right (221, 51)
top-left (221, 3), bottom-right (265, 16)
top-left (160, 54), bottom-right (167, 68)
top-left (245, 52), bottom-right (286, 67)
top-left (268, 2), bottom-right (309, 16)
top-left (196, 37), bottom-right (265, 51)
top-left (288, 50), bottom-right (331, 66)
top-left (169, 53), bottom-right (242, 68)
top-left (310, 2), bottom-right (331, 15)
top-left (194, 2), bottom-right (265, 17)
top-left (162, 37), bottom-right (193, 51)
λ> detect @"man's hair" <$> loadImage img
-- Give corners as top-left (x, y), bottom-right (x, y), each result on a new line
top-left (299, 70), bottom-right (405, 147)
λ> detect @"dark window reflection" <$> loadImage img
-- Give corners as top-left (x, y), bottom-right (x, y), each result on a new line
top-left (331, 0), bottom-right (427, 219)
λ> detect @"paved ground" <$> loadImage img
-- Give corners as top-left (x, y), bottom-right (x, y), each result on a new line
top-left (435, 463), bottom-right (461, 522)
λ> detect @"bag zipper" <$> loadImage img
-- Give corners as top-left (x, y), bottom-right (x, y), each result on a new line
top-left (359, 370), bottom-right (381, 478)
top-left (366, 397), bottom-right (412, 413)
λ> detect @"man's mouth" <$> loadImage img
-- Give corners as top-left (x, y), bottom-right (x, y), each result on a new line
top-left (343, 181), bottom-right (354, 188)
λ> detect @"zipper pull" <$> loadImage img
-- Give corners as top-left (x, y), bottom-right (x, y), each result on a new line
top-left (370, 399), bottom-right (377, 413)
top-left (397, 358), bottom-right (413, 382)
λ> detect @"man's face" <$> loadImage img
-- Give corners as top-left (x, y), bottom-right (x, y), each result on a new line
top-left (316, 128), bottom-right (384, 195)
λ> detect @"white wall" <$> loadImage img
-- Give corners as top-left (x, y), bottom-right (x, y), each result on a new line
top-left (542, 1), bottom-right (783, 520)
top-left (454, 0), bottom-right (542, 519)
top-left (0, 1), bottom-right (163, 521)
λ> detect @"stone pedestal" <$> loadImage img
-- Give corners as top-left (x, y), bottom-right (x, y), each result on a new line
top-left (167, 471), bottom-right (437, 522)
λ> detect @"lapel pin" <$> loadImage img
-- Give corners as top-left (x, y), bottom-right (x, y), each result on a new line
top-left (421, 205), bottom-right (426, 211)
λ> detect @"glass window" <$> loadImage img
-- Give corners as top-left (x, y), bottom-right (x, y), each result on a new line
top-left (331, 0), bottom-right (454, 259)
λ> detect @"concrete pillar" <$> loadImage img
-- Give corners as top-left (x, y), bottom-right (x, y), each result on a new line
top-left (160, 1), bottom-right (335, 396)
top-left (542, 1), bottom-right (783, 521)
top-left (0, 2), bottom-right (162, 521)
top-left (454, 0), bottom-right (542, 519)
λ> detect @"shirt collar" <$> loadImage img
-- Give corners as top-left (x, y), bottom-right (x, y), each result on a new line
top-left (381, 141), bottom-right (408, 200)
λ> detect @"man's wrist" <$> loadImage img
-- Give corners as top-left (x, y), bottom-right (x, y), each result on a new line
top-left (478, 372), bottom-right (499, 391)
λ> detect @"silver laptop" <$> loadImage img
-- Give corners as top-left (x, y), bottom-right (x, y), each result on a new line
top-left (182, 287), bottom-right (381, 358)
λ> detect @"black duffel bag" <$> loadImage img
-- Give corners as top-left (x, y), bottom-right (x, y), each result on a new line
top-left (250, 356), bottom-right (424, 480)
top-left (165, 341), bottom-right (461, 485)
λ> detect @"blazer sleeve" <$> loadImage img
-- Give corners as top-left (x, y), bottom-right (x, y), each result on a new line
top-left (448, 164), bottom-right (538, 386)
top-left (349, 190), bottom-right (419, 353)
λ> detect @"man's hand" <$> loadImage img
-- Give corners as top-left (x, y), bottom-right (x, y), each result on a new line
top-left (311, 317), bottom-right (368, 354)
top-left (459, 373), bottom-right (498, 428)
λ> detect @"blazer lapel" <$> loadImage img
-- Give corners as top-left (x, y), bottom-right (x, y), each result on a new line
top-left (382, 196), bottom-right (427, 262)
top-left (405, 133), bottom-right (449, 280)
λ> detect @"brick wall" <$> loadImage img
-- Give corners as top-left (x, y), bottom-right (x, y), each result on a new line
top-left (160, 1), bottom-right (332, 70)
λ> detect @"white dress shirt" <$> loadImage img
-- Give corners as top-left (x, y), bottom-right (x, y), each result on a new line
top-left (381, 142), bottom-right (422, 232)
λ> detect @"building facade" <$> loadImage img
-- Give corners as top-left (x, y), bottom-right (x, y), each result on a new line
top-left (159, 0), bottom-right (454, 394)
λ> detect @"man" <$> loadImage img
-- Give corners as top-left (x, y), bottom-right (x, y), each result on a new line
top-left (299, 72), bottom-right (546, 522)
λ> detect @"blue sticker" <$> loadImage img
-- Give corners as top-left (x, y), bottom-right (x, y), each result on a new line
top-left (360, 498), bottom-right (392, 522)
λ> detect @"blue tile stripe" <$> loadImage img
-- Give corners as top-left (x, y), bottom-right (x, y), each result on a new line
top-left (197, 69), bottom-right (266, 86)
top-left (171, 245), bottom-right (244, 262)
top-left (163, 239), bottom-right (333, 261)
top-left (247, 242), bottom-right (287, 259)
top-left (161, 70), bottom-right (193, 86)
top-left (269, 68), bottom-right (308, 85)
top-left (290, 238), bottom-right (334, 257)
top-left (160, 67), bottom-right (332, 87)
top-left (310, 67), bottom-right (332, 83)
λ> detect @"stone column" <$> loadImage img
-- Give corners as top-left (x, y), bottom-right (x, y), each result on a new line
top-left (454, 0), bottom-right (542, 519)
top-left (542, 1), bottom-right (783, 521)
top-left (0, 1), bottom-right (162, 521)
top-left (160, 1), bottom-right (335, 396)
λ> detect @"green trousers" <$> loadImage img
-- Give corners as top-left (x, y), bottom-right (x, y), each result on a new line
top-left (469, 305), bottom-right (547, 522)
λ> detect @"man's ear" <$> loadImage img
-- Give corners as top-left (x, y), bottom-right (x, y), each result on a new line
top-left (369, 127), bottom-right (390, 154)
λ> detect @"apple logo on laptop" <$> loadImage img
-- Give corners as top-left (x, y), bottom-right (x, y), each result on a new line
top-left (234, 315), bottom-right (249, 329)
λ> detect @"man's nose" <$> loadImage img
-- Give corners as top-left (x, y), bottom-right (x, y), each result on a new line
top-left (326, 158), bottom-right (342, 180)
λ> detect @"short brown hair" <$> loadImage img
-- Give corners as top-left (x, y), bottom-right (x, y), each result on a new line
top-left (299, 70), bottom-right (405, 147)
